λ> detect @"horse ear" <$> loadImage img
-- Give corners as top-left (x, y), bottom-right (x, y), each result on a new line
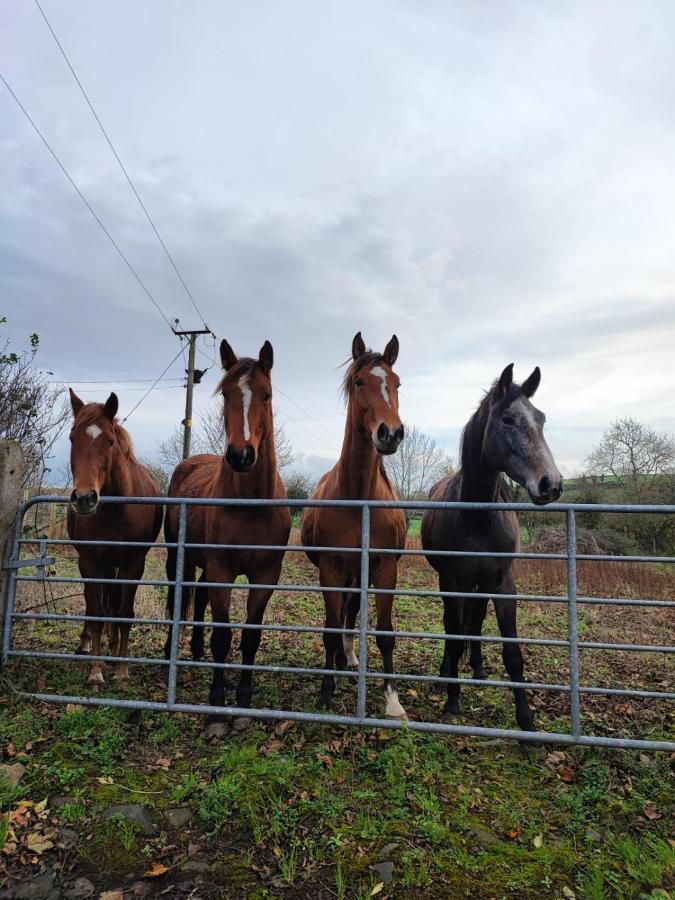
top-left (497, 363), bottom-right (514, 399)
top-left (103, 392), bottom-right (118, 420)
top-left (521, 366), bottom-right (541, 398)
top-left (383, 334), bottom-right (399, 366)
top-left (69, 388), bottom-right (84, 417)
top-left (258, 340), bottom-right (274, 374)
top-left (352, 332), bottom-right (366, 360)
top-left (220, 339), bottom-right (238, 371)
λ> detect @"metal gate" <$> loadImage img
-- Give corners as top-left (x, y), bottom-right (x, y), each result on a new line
top-left (2, 495), bottom-right (674, 751)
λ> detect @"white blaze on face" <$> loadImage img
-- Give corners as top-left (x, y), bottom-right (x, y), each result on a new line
top-left (86, 424), bottom-right (102, 441)
top-left (370, 366), bottom-right (390, 407)
top-left (238, 375), bottom-right (252, 441)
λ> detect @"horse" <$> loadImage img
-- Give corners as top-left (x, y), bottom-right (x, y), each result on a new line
top-left (67, 390), bottom-right (162, 685)
top-left (164, 339), bottom-right (290, 724)
top-left (302, 332), bottom-right (407, 718)
top-left (421, 364), bottom-right (563, 733)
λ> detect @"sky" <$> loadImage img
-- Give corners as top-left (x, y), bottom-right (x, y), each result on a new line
top-left (2, 0), bottom-right (675, 484)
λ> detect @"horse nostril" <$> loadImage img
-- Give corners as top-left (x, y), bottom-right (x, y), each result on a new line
top-left (396, 425), bottom-right (405, 442)
top-left (244, 445), bottom-right (254, 467)
top-left (89, 490), bottom-right (99, 505)
top-left (377, 424), bottom-right (389, 442)
top-left (538, 476), bottom-right (551, 496)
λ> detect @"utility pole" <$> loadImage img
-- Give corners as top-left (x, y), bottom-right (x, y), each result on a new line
top-left (172, 326), bottom-right (213, 459)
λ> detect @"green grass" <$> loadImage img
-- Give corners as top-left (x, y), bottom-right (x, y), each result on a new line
top-left (0, 693), bottom-right (672, 897)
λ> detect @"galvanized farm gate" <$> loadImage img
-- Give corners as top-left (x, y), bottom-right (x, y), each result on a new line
top-left (1, 495), bottom-right (674, 752)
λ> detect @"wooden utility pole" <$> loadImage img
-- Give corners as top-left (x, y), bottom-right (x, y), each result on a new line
top-left (172, 327), bottom-right (213, 459)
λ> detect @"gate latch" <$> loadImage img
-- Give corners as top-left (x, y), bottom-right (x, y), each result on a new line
top-left (3, 538), bottom-right (55, 578)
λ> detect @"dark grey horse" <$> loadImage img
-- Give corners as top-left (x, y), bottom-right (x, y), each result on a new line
top-left (421, 364), bottom-right (563, 732)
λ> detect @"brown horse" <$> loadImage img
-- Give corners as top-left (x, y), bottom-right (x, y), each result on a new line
top-left (302, 332), bottom-right (407, 717)
top-left (164, 339), bottom-right (290, 722)
top-left (67, 390), bottom-right (162, 685)
top-left (421, 364), bottom-right (562, 732)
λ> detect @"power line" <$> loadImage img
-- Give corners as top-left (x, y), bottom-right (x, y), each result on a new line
top-left (33, 0), bottom-right (210, 332)
top-left (274, 401), bottom-right (338, 455)
top-left (274, 384), bottom-right (343, 443)
top-left (52, 377), bottom-right (184, 385)
top-left (0, 71), bottom-right (175, 332)
top-left (120, 346), bottom-right (185, 423)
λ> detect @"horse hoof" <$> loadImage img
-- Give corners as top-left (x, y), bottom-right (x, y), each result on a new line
top-left (232, 716), bottom-right (252, 733)
top-left (112, 672), bottom-right (130, 682)
top-left (442, 702), bottom-right (460, 722)
top-left (384, 689), bottom-right (407, 719)
top-left (204, 721), bottom-right (228, 740)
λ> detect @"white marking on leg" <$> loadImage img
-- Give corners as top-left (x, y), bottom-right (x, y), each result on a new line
top-left (343, 635), bottom-right (358, 667)
top-left (86, 424), bottom-right (102, 441)
top-left (385, 683), bottom-right (407, 718)
top-left (371, 366), bottom-right (390, 406)
top-left (238, 375), bottom-right (252, 441)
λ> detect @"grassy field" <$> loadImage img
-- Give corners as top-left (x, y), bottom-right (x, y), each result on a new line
top-left (1, 524), bottom-right (673, 898)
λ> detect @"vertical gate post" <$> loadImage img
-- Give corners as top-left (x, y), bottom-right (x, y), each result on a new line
top-left (566, 508), bottom-right (582, 737)
top-left (356, 503), bottom-right (370, 719)
top-left (167, 502), bottom-right (188, 705)
top-left (0, 441), bottom-right (24, 666)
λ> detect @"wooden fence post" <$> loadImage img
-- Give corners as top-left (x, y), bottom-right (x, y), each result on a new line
top-left (0, 441), bottom-right (24, 646)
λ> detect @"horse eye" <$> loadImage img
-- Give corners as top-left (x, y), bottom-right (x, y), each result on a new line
top-left (264, 393), bottom-right (271, 402)
top-left (355, 379), bottom-right (364, 387)
top-left (502, 415), bottom-right (515, 426)
top-left (108, 439), bottom-right (114, 447)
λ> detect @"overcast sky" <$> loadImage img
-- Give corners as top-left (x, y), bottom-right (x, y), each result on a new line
top-left (2, 0), bottom-right (675, 483)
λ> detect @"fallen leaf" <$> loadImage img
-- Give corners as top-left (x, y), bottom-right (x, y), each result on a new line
top-left (562, 888), bottom-right (576, 900)
top-left (371, 884), bottom-right (384, 897)
top-left (533, 834), bottom-right (543, 849)
top-left (100, 892), bottom-right (125, 900)
top-left (642, 802), bottom-right (661, 821)
top-left (65, 703), bottom-right (83, 714)
top-left (154, 757), bottom-right (171, 770)
top-left (378, 730), bottom-right (393, 741)
top-left (405, 689), bottom-right (418, 698)
top-left (34, 798), bottom-right (48, 814)
top-left (275, 720), bottom-right (294, 735)
top-left (261, 740), bottom-right (283, 755)
top-left (5, 743), bottom-right (16, 758)
top-left (96, 776), bottom-right (114, 785)
top-left (505, 829), bottom-right (520, 840)
top-left (272, 845), bottom-right (282, 859)
top-left (143, 862), bottom-right (169, 878)
top-left (315, 753), bottom-right (333, 768)
top-left (25, 833), bottom-right (53, 854)
top-left (35, 676), bottom-right (46, 692)
top-left (558, 766), bottom-right (576, 783)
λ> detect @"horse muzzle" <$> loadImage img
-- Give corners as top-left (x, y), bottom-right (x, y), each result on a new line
top-left (373, 423), bottom-right (405, 455)
top-left (70, 489), bottom-right (99, 515)
top-left (225, 443), bottom-right (256, 473)
top-left (527, 475), bottom-right (563, 505)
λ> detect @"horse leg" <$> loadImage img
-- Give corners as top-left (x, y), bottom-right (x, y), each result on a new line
top-left (439, 572), bottom-right (463, 720)
top-left (493, 577), bottom-right (535, 732)
top-left (467, 596), bottom-right (488, 679)
top-left (318, 560), bottom-right (344, 710)
top-left (163, 547), bottom-right (177, 660)
top-left (342, 582), bottom-right (359, 668)
top-left (205, 560), bottom-right (233, 715)
top-left (190, 572), bottom-right (209, 661)
top-left (374, 558), bottom-right (406, 719)
top-left (77, 558), bottom-right (106, 687)
top-left (112, 556), bottom-right (145, 681)
top-left (236, 570), bottom-right (278, 709)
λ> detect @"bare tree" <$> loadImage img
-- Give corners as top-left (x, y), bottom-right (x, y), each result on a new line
top-left (0, 320), bottom-right (68, 488)
top-left (156, 404), bottom-right (294, 472)
top-left (384, 425), bottom-right (454, 503)
top-left (586, 416), bottom-right (675, 500)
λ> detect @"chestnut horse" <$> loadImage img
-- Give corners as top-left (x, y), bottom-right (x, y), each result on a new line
top-left (164, 339), bottom-right (290, 722)
top-left (302, 333), bottom-right (407, 718)
top-left (421, 364), bottom-right (562, 732)
top-left (67, 390), bottom-right (162, 685)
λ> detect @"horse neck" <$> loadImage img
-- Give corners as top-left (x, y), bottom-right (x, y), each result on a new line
top-left (459, 410), bottom-right (502, 504)
top-left (336, 408), bottom-right (383, 499)
top-left (219, 422), bottom-right (278, 499)
top-left (104, 447), bottom-right (135, 497)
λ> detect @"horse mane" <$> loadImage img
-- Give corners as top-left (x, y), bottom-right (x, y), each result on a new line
top-left (460, 379), bottom-right (523, 475)
top-left (340, 351), bottom-right (384, 402)
top-left (74, 404), bottom-right (137, 462)
top-left (214, 357), bottom-right (265, 396)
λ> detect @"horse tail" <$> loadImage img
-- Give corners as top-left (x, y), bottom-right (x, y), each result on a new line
top-left (461, 593), bottom-right (484, 658)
